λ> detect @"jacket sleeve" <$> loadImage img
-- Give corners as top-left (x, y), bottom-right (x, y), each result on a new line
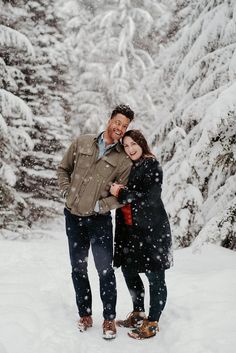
top-left (57, 140), bottom-right (77, 197)
top-left (98, 157), bottom-right (132, 213)
top-left (118, 160), bottom-right (163, 205)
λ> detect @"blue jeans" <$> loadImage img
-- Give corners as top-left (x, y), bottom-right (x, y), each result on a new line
top-left (122, 268), bottom-right (167, 322)
top-left (64, 208), bottom-right (117, 320)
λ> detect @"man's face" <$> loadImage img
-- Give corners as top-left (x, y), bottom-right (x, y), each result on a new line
top-left (106, 113), bottom-right (130, 143)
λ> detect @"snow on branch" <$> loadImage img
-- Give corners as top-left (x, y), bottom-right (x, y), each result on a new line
top-left (0, 162), bottom-right (17, 187)
top-left (192, 198), bottom-right (236, 251)
top-left (0, 113), bottom-right (8, 135)
top-left (200, 81), bottom-right (236, 136)
top-left (135, 49), bottom-right (154, 68)
top-left (99, 10), bottom-right (116, 29)
top-left (170, 3), bottom-right (235, 89)
top-left (10, 126), bottom-right (34, 151)
top-left (0, 89), bottom-right (33, 124)
top-left (130, 7), bottom-right (153, 35)
top-left (0, 25), bottom-right (35, 57)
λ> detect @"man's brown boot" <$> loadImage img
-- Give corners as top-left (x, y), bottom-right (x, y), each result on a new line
top-left (102, 319), bottom-right (117, 340)
top-left (77, 315), bottom-right (93, 332)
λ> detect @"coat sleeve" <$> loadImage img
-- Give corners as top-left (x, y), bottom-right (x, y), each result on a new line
top-left (118, 159), bottom-right (163, 205)
top-left (57, 139), bottom-right (77, 197)
top-left (98, 157), bottom-right (132, 213)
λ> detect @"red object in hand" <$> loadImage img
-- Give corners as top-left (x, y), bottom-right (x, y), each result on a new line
top-left (121, 204), bottom-right (133, 225)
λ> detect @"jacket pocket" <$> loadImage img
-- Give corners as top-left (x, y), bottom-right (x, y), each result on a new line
top-left (77, 151), bottom-right (93, 170)
top-left (97, 157), bottom-right (116, 178)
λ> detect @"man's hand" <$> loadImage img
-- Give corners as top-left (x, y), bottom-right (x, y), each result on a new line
top-left (110, 183), bottom-right (124, 197)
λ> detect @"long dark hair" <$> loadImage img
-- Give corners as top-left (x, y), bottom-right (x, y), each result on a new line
top-left (122, 130), bottom-right (155, 158)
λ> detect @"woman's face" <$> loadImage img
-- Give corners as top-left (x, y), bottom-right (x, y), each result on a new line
top-left (123, 136), bottom-right (143, 161)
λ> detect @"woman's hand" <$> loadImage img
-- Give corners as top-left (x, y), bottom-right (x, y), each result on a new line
top-left (110, 183), bottom-right (124, 197)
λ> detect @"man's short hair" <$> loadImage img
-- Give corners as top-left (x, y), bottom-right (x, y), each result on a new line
top-left (110, 104), bottom-right (134, 121)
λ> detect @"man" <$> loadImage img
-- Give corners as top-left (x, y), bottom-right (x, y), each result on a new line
top-left (57, 104), bottom-right (134, 340)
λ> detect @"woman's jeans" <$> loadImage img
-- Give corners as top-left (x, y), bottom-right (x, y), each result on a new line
top-left (122, 268), bottom-right (167, 322)
top-left (64, 208), bottom-right (116, 320)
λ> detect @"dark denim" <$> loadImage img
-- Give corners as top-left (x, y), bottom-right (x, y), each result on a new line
top-left (64, 208), bottom-right (116, 320)
top-left (122, 268), bottom-right (167, 322)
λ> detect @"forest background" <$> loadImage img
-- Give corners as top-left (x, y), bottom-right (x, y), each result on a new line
top-left (0, 0), bottom-right (235, 250)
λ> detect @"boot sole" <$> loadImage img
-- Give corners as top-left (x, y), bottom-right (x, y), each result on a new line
top-left (77, 323), bottom-right (92, 332)
top-left (103, 332), bottom-right (116, 340)
top-left (128, 331), bottom-right (156, 340)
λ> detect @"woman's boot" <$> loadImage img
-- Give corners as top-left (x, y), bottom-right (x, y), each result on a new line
top-left (128, 318), bottom-right (159, 339)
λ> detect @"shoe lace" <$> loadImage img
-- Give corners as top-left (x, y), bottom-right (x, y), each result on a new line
top-left (80, 316), bottom-right (91, 325)
top-left (103, 320), bottom-right (115, 331)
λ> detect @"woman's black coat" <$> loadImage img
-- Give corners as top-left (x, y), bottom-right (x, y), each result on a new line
top-left (114, 157), bottom-right (173, 273)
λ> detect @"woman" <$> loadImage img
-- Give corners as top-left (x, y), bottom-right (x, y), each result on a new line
top-left (110, 130), bottom-right (173, 340)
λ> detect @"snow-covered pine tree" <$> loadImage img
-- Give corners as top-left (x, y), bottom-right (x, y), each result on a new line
top-left (61, 0), bottom-right (175, 135)
top-left (152, 0), bottom-right (236, 249)
top-left (0, 9), bottom-right (35, 237)
top-left (15, 114), bottom-right (71, 228)
top-left (19, 1), bottom-right (72, 119)
top-left (0, 0), bottom-right (72, 238)
top-left (17, 0), bottom-right (72, 230)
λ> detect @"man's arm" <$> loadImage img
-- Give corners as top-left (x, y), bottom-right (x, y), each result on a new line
top-left (57, 140), bottom-right (77, 197)
top-left (98, 158), bottom-right (132, 213)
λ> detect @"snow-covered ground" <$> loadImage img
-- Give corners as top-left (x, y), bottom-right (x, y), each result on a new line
top-left (0, 218), bottom-right (235, 353)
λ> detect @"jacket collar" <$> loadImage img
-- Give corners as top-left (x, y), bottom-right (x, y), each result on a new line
top-left (133, 156), bottom-right (156, 167)
top-left (133, 157), bottom-right (145, 167)
top-left (95, 132), bottom-right (123, 153)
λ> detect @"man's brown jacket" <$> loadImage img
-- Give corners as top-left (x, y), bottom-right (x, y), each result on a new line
top-left (57, 134), bottom-right (132, 216)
